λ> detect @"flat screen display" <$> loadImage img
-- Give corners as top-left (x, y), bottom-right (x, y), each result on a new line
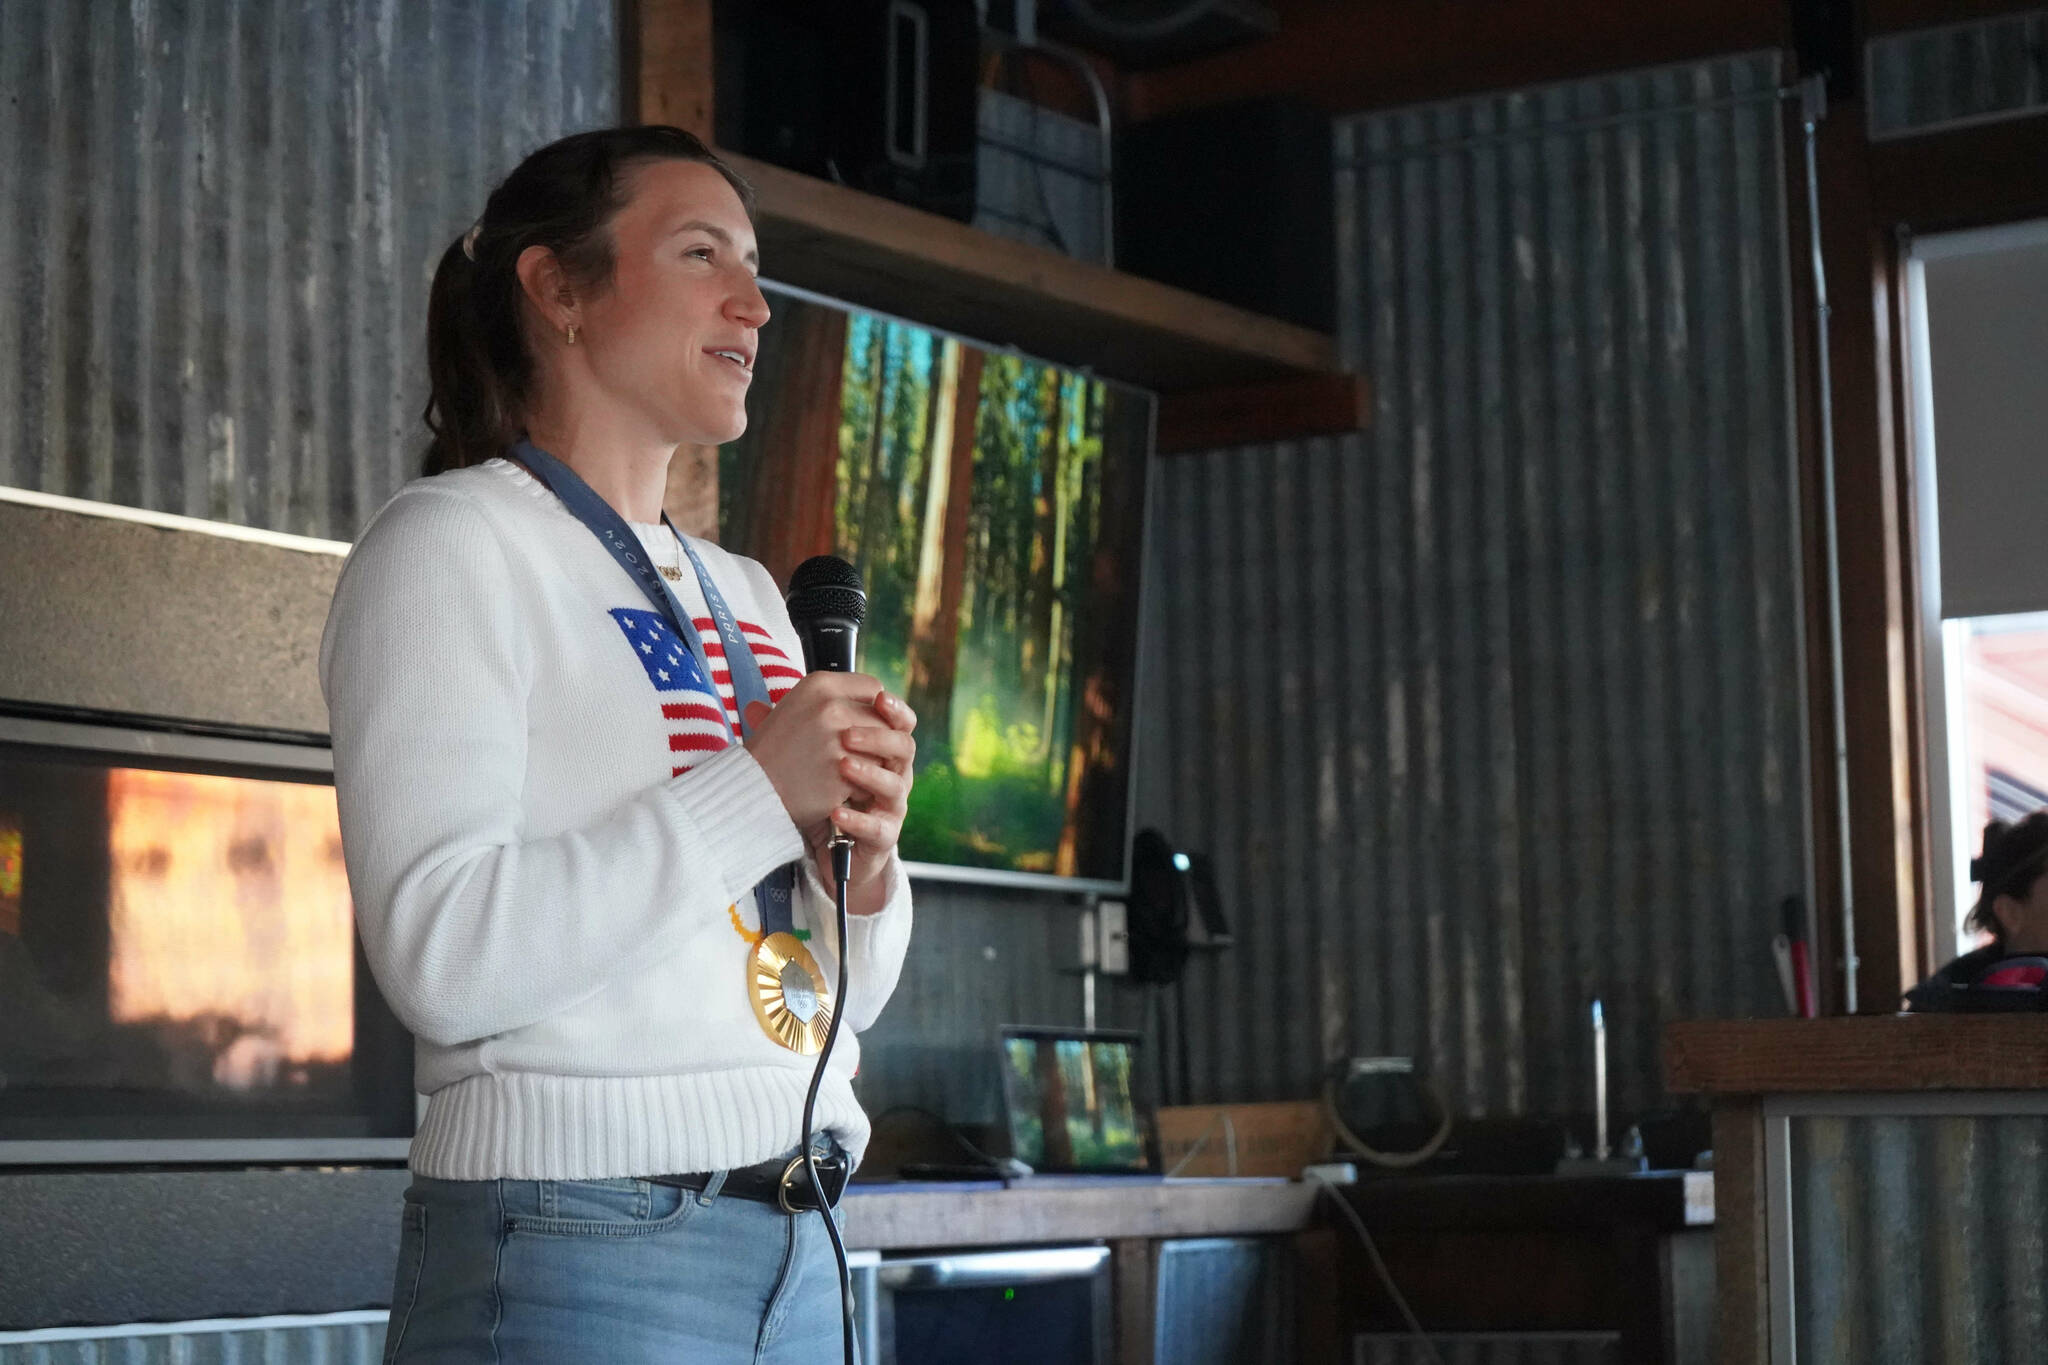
top-left (999, 1027), bottom-right (1158, 1174)
top-left (719, 284), bottom-right (1153, 891)
top-left (0, 715), bottom-right (413, 1158)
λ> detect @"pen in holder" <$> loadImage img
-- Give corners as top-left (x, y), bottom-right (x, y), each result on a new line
top-left (1555, 996), bottom-right (1647, 1176)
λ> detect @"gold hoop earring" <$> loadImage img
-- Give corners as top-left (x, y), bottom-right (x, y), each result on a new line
top-left (564, 324), bottom-right (579, 346)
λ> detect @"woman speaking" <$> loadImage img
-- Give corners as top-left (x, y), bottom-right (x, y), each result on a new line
top-left (321, 126), bottom-right (915, 1362)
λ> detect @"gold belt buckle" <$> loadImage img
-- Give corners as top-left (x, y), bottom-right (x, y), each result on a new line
top-left (776, 1155), bottom-right (810, 1214)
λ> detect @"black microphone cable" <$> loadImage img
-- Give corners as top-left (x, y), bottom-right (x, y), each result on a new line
top-left (799, 830), bottom-right (857, 1365)
top-left (785, 554), bottom-right (868, 1365)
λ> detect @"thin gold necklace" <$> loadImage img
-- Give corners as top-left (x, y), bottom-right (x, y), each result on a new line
top-left (655, 531), bottom-right (686, 582)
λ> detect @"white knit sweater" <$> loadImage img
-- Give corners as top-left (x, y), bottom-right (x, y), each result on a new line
top-left (319, 458), bottom-right (912, 1180)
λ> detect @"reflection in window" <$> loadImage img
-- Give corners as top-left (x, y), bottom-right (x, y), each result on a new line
top-left (105, 769), bottom-right (354, 1090)
top-left (1949, 612), bottom-right (2048, 950)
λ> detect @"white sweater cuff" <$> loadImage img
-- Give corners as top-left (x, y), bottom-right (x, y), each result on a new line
top-left (798, 853), bottom-right (913, 1032)
top-left (658, 743), bottom-right (806, 903)
top-left (797, 851), bottom-right (911, 925)
top-left (846, 857), bottom-right (912, 957)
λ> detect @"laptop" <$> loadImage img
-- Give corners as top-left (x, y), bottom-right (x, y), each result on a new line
top-left (997, 1026), bottom-right (1164, 1177)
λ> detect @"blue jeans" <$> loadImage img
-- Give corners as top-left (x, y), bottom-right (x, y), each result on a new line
top-left (381, 1162), bottom-right (852, 1363)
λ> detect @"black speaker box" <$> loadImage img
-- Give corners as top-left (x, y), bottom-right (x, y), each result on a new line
top-left (714, 1), bottom-right (835, 178)
top-left (716, 0), bottom-right (981, 222)
top-left (1115, 97), bottom-right (1335, 334)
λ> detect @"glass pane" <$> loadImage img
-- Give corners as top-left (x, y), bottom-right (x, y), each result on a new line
top-left (105, 769), bottom-right (356, 1084)
top-left (1951, 611), bottom-right (2048, 948)
top-left (0, 751), bottom-right (358, 1117)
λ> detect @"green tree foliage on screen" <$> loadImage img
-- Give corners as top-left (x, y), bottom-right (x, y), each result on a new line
top-left (832, 333), bottom-right (1108, 875)
top-left (721, 294), bottom-right (1138, 881)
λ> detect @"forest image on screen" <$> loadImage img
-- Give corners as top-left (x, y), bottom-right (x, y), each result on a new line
top-left (720, 290), bottom-right (1148, 882)
top-left (1003, 1036), bottom-right (1147, 1171)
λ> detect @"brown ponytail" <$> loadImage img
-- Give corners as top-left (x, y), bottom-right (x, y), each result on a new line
top-left (421, 126), bottom-right (756, 476)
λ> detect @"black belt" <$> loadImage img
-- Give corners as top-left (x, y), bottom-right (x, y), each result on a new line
top-left (648, 1149), bottom-right (849, 1213)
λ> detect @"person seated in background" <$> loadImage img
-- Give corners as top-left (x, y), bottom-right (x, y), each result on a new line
top-left (1907, 811), bottom-right (2048, 1011)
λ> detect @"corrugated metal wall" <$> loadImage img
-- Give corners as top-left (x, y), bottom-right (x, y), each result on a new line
top-left (1135, 53), bottom-right (1808, 1121)
top-left (0, 0), bottom-right (617, 541)
top-left (1790, 1113), bottom-right (2048, 1364)
top-left (1867, 9), bottom-right (2048, 139)
top-left (975, 88), bottom-right (1110, 264)
top-left (1154, 1238), bottom-right (1296, 1365)
top-left (0, 1314), bottom-right (385, 1365)
top-left (853, 882), bottom-right (1130, 1127)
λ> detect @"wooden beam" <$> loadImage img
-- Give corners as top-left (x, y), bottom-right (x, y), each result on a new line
top-left (1886, 218), bottom-right (1941, 993)
top-left (1111, 1238), bottom-right (1157, 1365)
top-left (1666, 1016), bottom-right (2048, 1094)
top-left (628, 0), bottom-right (714, 137)
top-left (1129, 0), bottom-right (1788, 121)
top-left (1708, 1099), bottom-right (1768, 1365)
top-left (722, 149), bottom-right (1340, 392)
top-left (1869, 112), bottom-right (2048, 233)
top-left (1786, 108), bottom-right (1849, 1016)
top-left (1156, 372), bottom-right (1371, 453)
top-left (1293, 1230), bottom-right (1344, 1364)
top-left (661, 442), bottom-right (719, 541)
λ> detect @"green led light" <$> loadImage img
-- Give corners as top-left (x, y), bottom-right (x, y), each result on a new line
top-left (1004, 1287), bottom-right (1015, 1302)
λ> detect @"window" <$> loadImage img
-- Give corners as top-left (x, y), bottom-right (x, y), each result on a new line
top-left (1940, 614), bottom-right (2048, 951)
top-left (1908, 219), bottom-right (2048, 955)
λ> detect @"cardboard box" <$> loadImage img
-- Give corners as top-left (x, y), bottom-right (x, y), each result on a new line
top-left (1155, 1100), bottom-right (1334, 1178)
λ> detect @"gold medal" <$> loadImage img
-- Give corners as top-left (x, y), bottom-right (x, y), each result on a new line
top-left (749, 930), bottom-right (834, 1054)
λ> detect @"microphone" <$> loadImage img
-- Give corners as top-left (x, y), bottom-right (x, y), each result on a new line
top-left (783, 553), bottom-right (866, 868)
top-left (783, 553), bottom-right (868, 1365)
top-left (785, 555), bottom-right (866, 673)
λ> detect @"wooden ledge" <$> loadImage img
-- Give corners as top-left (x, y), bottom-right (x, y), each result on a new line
top-left (1665, 1016), bottom-right (2048, 1095)
top-left (727, 150), bottom-right (1346, 396)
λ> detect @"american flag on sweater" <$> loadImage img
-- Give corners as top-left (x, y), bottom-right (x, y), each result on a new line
top-left (609, 607), bottom-right (802, 777)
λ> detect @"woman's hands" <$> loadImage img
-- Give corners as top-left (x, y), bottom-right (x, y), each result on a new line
top-left (742, 674), bottom-right (917, 916)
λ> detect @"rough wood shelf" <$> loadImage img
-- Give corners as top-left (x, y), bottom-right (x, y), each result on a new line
top-left (724, 150), bottom-right (1352, 400)
top-left (1664, 1015), bottom-right (2048, 1095)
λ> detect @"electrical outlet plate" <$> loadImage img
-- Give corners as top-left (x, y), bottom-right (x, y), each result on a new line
top-left (1096, 898), bottom-right (1129, 975)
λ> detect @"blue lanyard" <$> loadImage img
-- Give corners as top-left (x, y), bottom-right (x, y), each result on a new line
top-left (674, 535), bottom-right (774, 743)
top-left (510, 441), bottom-right (798, 935)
